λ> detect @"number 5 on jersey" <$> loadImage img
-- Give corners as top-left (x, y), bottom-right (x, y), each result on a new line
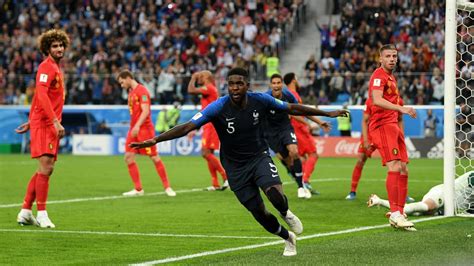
top-left (227, 121), bottom-right (235, 134)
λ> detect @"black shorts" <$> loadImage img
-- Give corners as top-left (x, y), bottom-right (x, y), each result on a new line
top-left (267, 129), bottom-right (297, 158)
top-left (221, 152), bottom-right (282, 210)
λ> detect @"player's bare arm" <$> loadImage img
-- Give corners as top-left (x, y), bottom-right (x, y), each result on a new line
top-left (131, 102), bottom-right (150, 137)
top-left (187, 72), bottom-right (201, 94)
top-left (288, 104), bottom-right (349, 118)
top-left (361, 112), bottom-right (370, 149)
top-left (372, 90), bottom-right (417, 118)
top-left (130, 121), bottom-right (198, 149)
top-left (15, 122), bottom-right (30, 134)
top-left (308, 116), bottom-right (332, 131)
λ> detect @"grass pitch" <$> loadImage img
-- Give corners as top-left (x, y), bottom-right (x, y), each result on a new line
top-left (0, 155), bottom-right (472, 264)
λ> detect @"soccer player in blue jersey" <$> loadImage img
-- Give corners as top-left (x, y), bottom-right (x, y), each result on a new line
top-left (265, 74), bottom-right (309, 199)
top-left (130, 68), bottom-right (348, 256)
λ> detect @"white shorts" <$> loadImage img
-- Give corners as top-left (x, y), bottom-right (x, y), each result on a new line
top-left (422, 184), bottom-right (444, 208)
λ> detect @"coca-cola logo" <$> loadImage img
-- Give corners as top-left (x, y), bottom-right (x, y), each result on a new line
top-left (335, 140), bottom-right (360, 155)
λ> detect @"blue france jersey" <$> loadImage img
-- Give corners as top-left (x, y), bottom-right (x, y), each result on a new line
top-left (265, 88), bottom-right (298, 132)
top-left (190, 92), bottom-right (289, 163)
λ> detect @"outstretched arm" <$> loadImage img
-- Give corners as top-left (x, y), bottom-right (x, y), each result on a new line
top-left (130, 121), bottom-right (199, 148)
top-left (288, 103), bottom-right (348, 118)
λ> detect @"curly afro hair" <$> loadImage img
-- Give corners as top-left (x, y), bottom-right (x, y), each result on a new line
top-left (38, 29), bottom-right (70, 56)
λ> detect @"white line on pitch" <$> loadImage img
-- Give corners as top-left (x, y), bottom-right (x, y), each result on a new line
top-left (0, 229), bottom-right (276, 240)
top-left (0, 178), bottom-right (438, 208)
top-left (131, 216), bottom-right (447, 265)
top-left (0, 188), bottom-right (203, 208)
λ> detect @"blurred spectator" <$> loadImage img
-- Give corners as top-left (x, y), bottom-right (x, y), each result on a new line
top-left (96, 121), bottom-right (112, 135)
top-left (424, 109), bottom-right (438, 138)
top-left (0, 1), bottom-right (307, 105)
top-left (302, 1), bottom-right (462, 105)
top-left (456, 104), bottom-right (473, 157)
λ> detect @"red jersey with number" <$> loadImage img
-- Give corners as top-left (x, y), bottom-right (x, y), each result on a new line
top-left (128, 84), bottom-right (153, 128)
top-left (200, 83), bottom-right (218, 110)
top-left (29, 56), bottom-right (65, 129)
top-left (368, 67), bottom-right (401, 132)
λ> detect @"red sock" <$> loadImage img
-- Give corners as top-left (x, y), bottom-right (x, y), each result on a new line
top-left (398, 174), bottom-right (408, 214)
top-left (206, 160), bottom-right (220, 187)
top-left (205, 154), bottom-right (227, 181)
top-left (350, 164), bottom-right (363, 192)
top-left (154, 160), bottom-right (170, 189)
top-left (36, 173), bottom-right (50, 211)
top-left (303, 156), bottom-right (317, 183)
top-left (386, 171), bottom-right (400, 213)
top-left (22, 173), bottom-right (38, 209)
top-left (127, 162), bottom-right (142, 191)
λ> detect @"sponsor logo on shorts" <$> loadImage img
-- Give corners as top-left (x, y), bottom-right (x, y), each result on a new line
top-left (392, 148), bottom-right (398, 155)
top-left (49, 143), bottom-right (53, 150)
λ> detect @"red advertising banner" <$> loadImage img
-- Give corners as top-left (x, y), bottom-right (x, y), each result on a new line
top-left (314, 137), bottom-right (381, 158)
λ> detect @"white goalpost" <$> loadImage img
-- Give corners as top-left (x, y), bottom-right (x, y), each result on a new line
top-left (445, 0), bottom-right (474, 217)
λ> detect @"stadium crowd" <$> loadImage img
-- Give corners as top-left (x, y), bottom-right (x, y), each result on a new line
top-left (0, 0), bottom-right (306, 105)
top-left (301, 0), bottom-right (471, 106)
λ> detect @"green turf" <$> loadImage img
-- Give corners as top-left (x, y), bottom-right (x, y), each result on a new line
top-left (0, 155), bottom-right (472, 264)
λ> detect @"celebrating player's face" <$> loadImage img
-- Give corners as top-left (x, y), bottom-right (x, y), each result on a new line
top-left (49, 41), bottom-right (65, 61)
top-left (227, 75), bottom-right (248, 105)
top-left (380, 49), bottom-right (398, 72)
top-left (270, 78), bottom-right (283, 98)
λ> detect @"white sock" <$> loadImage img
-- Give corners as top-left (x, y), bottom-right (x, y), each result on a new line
top-left (378, 198), bottom-right (390, 209)
top-left (37, 210), bottom-right (48, 218)
top-left (390, 211), bottom-right (401, 218)
top-left (20, 209), bottom-right (32, 215)
top-left (404, 202), bottom-right (429, 215)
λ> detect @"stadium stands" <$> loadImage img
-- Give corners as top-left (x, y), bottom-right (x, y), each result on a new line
top-left (0, 0), bottom-right (306, 105)
top-left (302, 0), bottom-right (451, 105)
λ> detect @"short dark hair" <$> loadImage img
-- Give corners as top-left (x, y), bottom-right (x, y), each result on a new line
top-left (38, 29), bottom-right (70, 56)
top-left (227, 67), bottom-right (249, 81)
top-left (379, 44), bottom-right (397, 54)
top-left (283, 73), bottom-right (296, 85)
top-left (117, 69), bottom-right (135, 80)
top-left (270, 73), bottom-right (282, 82)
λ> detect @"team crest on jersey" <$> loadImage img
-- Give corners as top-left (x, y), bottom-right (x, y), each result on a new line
top-left (252, 110), bottom-right (259, 125)
top-left (142, 95), bottom-right (148, 102)
top-left (392, 148), bottom-right (398, 155)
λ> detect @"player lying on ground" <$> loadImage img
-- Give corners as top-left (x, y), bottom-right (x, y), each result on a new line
top-left (368, 171), bottom-right (474, 216)
top-left (130, 67), bottom-right (348, 256)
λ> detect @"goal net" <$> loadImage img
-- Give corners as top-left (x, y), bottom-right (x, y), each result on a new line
top-left (449, 0), bottom-right (474, 216)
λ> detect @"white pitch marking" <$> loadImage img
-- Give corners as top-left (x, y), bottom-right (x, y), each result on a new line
top-left (0, 228), bottom-right (276, 240)
top-left (131, 216), bottom-right (447, 265)
top-left (0, 178), bottom-right (438, 208)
